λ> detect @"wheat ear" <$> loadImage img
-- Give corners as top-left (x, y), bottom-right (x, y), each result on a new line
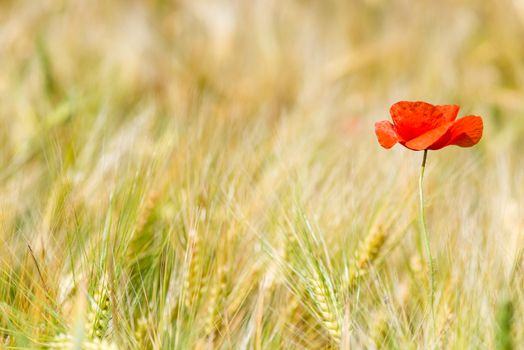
top-left (348, 228), bottom-right (387, 291)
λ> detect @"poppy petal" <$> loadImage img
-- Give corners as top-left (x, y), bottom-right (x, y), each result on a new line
top-left (435, 104), bottom-right (460, 122)
top-left (403, 122), bottom-right (453, 151)
top-left (375, 120), bottom-right (399, 149)
top-left (390, 101), bottom-right (451, 140)
top-left (429, 115), bottom-right (483, 149)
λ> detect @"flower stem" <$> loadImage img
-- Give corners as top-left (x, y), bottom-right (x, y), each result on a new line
top-left (419, 149), bottom-right (435, 335)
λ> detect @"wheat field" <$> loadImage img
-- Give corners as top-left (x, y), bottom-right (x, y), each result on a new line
top-left (1, 0), bottom-right (524, 349)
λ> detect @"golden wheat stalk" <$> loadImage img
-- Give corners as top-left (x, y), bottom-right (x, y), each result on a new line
top-left (308, 274), bottom-right (341, 342)
top-left (184, 229), bottom-right (203, 309)
top-left (348, 228), bottom-right (387, 291)
top-left (203, 262), bottom-right (227, 338)
top-left (87, 276), bottom-right (112, 341)
top-left (136, 190), bottom-right (160, 234)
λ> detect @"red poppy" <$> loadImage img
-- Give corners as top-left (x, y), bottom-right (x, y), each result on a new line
top-left (375, 101), bottom-right (483, 150)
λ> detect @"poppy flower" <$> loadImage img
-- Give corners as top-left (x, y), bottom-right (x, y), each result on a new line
top-left (375, 101), bottom-right (483, 150)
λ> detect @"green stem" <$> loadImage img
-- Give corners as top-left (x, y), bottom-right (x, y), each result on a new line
top-left (419, 150), bottom-right (435, 335)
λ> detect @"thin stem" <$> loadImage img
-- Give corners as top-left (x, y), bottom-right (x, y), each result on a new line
top-left (419, 150), bottom-right (435, 335)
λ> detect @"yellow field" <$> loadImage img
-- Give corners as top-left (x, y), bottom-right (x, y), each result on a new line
top-left (1, 0), bottom-right (523, 348)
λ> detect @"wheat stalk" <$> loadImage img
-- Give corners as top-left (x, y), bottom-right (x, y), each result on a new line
top-left (184, 229), bottom-right (203, 310)
top-left (348, 228), bottom-right (387, 291)
top-left (307, 274), bottom-right (341, 343)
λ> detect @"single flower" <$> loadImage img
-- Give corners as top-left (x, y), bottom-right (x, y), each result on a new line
top-left (374, 101), bottom-right (484, 333)
top-left (375, 101), bottom-right (483, 150)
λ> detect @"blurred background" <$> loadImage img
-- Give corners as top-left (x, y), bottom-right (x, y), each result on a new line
top-left (2, 0), bottom-right (524, 139)
top-left (1, 0), bottom-right (524, 348)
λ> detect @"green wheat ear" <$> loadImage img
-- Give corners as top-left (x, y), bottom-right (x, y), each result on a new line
top-left (495, 300), bottom-right (514, 350)
top-left (307, 272), bottom-right (341, 343)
